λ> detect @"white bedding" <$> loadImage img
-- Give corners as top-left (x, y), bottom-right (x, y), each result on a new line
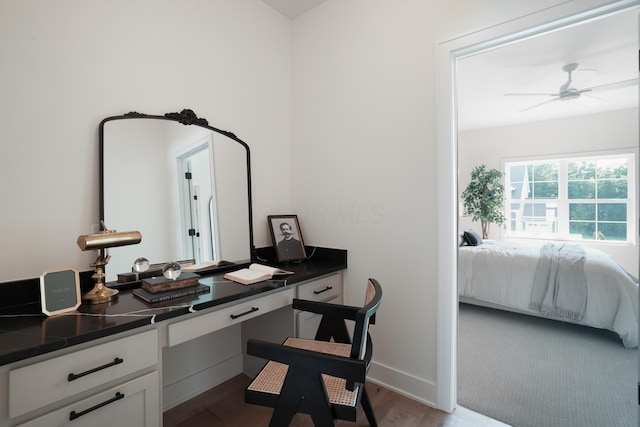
top-left (458, 240), bottom-right (639, 348)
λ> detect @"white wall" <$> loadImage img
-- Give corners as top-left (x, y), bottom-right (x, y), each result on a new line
top-left (0, 0), bottom-right (291, 282)
top-left (458, 108), bottom-right (639, 273)
top-left (289, 0), bottom-right (581, 407)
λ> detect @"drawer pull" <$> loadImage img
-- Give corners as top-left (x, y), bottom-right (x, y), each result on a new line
top-left (230, 307), bottom-right (259, 319)
top-left (68, 357), bottom-right (124, 382)
top-left (313, 286), bottom-right (333, 295)
top-left (69, 392), bottom-right (125, 421)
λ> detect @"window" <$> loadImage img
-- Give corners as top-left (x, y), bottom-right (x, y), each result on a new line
top-left (505, 153), bottom-right (635, 243)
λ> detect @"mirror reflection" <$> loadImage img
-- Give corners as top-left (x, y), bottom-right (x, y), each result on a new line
top-left (101, 111), bottom-right (253, 281)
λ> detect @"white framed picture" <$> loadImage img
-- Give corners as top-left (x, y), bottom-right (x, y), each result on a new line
top-left (40, 269), bottom-right (81, 316)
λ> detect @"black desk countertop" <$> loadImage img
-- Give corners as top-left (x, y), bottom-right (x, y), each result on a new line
top-left (0, 247), bottom-right (346, 367)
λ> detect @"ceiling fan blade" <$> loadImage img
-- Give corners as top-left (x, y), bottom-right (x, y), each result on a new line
top-left (519, 97), bottom-right (559, 112)
top-left (587, 78), bottom-right (637, 93)
top-left (580, 94), bottom-right (604, 106)
top-left (504, 93), bottom-right (558, 97)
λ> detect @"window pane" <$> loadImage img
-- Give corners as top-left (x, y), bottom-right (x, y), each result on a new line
top-left (507, 165), bottom-right (527, 199)
top-left (532, 163), bottom-right (557, 181)
top-left (568, 161), bottom-right (596, 180)
top-left (568, 181), bottom-right (595, 199)
top-left (596, 159), bottom-right (627, 179)
top-left (597, 179), bottom-right (627, 198)
top-left (523, 183), bottom-right (533, 200)
top-left (570, 203), bottom-right (595, 221)
top-left (509, 182), bottom-right (526, 199)
top-left (533, 182), bottom-right (558, 198)
top-left (569, 221), bottom-right (595, 239)
top-left (522, 202), bottom-right (555, 218)
top-left (598, 223), bottom-right (626, 241)
top-left (598, 203), bottom-right (626, 221)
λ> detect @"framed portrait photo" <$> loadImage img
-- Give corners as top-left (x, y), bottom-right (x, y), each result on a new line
top-left (268, 215), bottom-right (307, 262)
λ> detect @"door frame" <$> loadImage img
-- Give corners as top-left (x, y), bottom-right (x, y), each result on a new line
top-left (435, 0), bottom-right (639, 412)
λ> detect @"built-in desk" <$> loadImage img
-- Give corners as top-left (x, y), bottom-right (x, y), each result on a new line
top-left (0, 248), bottom-right (346, 426)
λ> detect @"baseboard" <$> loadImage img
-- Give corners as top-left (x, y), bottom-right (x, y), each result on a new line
top-left (368, 360), bottom-right (437, 408)
top-left (161, 355), bottom-right (438, 412)
top-left (162, 354), bottom-right (243, 411)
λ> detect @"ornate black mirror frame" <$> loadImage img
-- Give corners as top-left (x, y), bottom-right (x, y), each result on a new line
top-left (99, 109), bottom-right (254, 278)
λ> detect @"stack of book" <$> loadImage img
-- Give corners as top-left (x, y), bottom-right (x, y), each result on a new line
top-left (132, 272), bottom-right (210, 303)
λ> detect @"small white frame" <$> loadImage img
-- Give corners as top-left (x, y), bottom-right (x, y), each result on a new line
top-left (40, 268), bottom-right (81, 316)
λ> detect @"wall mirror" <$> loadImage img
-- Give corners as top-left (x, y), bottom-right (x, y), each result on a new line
top-left (100, 109), bottom-right (253, 282)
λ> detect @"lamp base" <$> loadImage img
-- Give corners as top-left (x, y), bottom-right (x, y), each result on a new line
top-left (82, 284), bottom-right (119, 304)
top-left (82, 264), bottom-right (119, 304)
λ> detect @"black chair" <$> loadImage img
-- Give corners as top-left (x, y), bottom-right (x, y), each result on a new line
top-left (245, 278), bottom-right (382, 426)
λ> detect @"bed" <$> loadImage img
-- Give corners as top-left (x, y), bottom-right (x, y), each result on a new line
top-left (458, 239), bottom-right (639, 348)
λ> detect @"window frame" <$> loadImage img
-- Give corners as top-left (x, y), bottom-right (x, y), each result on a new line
top-left (502, 150), bottom-right (636, 245)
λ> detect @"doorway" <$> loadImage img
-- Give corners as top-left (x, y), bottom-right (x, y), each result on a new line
top-left (435, 0), bottom-right (640, 414)
top-left (177, 138), bottom-right (218, 264)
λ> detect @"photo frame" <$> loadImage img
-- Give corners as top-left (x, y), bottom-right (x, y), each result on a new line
top-left (39, 268), bottom-right (81, 316)
top-left (268, 215), bottom-right (307, 262)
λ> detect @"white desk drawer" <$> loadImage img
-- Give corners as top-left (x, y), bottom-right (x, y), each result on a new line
top-left (167, 287), bottom-right (295, 347)
top-left (15, 371), bottom-right (160, 427)
top-left (296, 273), bottom-right (342, 303)
top-left (9, 329), bottom-right (158, 419)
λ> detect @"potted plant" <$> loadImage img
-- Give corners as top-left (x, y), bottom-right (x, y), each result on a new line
top-left (461, 165), bottom-right (507, 239)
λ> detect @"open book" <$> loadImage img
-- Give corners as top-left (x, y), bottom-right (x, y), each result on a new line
top-left (182, 260), bottom-right (233, 273)
top-left (223, 263), bottom-right (294, 285)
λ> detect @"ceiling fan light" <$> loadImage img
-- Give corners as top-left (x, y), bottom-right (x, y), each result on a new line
top-left (559, 88), bottom-right (580, 101)
top-left (560, 95), bottom-right (580, 101)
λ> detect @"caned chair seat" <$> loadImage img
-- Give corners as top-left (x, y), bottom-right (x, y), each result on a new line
top-left (245, 278), bottom-right (382, 427)
top-left (247, 338), bottom-right (359, 407)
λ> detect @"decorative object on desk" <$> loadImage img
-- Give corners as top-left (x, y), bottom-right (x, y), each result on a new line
top-left (267, 215), bottom-right (307, 262)
top-left (117, 259), bottom-right (194, 284)
top-left (76, 221), bottom-right (142, 304)
top-left (39, 269), bottom-right (81, 316)
top-left (114, 257), bottom-right (152, 284)
top-left (162, 261), bottom-right (182, 280)
top-left (224, 263), bottom-right (294, 285)
top-left (132, 282), bottom-right (210, 303)
top-left (117, 268), bottom-right (162, 284)
top-left (141, 272), bottom-right (200, 293)
top-left (133, 257), bottom-right (150, 273)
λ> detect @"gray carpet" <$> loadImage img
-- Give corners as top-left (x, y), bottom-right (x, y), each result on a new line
top-left (457, 303), bottom-right (638, 427)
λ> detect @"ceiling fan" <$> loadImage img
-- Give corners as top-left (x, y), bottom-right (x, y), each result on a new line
top-left (504, 63), bottom-right (637, 112)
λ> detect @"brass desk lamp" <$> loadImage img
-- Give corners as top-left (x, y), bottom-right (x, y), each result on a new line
top-left (77, 221), bottom-right (142, 304)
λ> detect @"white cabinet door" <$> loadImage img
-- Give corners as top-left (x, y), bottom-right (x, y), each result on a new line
top-left (16, 371), bottom-right (159, 427)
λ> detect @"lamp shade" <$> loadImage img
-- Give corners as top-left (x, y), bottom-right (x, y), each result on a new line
top-left (77, 230), bottom-right (142, 251)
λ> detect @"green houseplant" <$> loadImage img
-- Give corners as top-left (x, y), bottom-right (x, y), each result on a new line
top-left (462, 165), bottom-right (507, 239)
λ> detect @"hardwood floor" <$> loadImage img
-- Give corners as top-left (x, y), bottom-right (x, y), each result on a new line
top-left (163, 374), bottom-right (508, 427)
